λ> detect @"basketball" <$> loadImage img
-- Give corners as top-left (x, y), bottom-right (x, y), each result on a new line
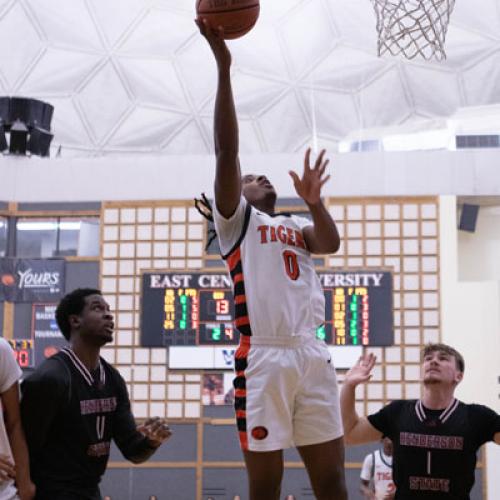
top-left (1, 274), bottom-right (15, 286)
top-left (196, 0), bottom-right (260, 40)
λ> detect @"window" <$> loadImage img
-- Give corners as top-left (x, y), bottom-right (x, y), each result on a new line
top-left (16, 218), bottom-right (58, 258)
top-left (0, 217), bottom-right (7, 257)
top-left (59, 218), bottom-right (100, 257)
top-left (16, 217), bottom-right (100, 258)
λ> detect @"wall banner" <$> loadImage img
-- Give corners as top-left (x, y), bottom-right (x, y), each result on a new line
top-left (0, 258), bottom-right (65, 302)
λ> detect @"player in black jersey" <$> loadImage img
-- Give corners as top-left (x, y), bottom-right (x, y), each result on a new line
top-left (340, 343), bottom-right (500, 499)
top-left (21, 289), bottom-right (172, 500)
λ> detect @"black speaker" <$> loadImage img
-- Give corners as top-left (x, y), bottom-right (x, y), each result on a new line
top-left (9, 119), bottom-right (28, 155)
top-left (9, 97), bottom-right (30, 123)
top-left (0, 97), bottom-right (10, 124)
top-left (0, 123), bottom-right (7, 151)
top-left (27, 127), bottom-right (53, 157)
top-left (0, 97), bottom-right (55, 157)
top-left (458, 204), bottom-right (479, 232)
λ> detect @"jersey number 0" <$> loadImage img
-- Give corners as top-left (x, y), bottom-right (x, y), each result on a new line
top-left (282, 250), bottom-right (300, 280)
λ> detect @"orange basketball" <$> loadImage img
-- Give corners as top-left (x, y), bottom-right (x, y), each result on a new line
top-left (196, 0), bottom-right (260, 40)
top-left (1, 274), bottom-right (15, 286)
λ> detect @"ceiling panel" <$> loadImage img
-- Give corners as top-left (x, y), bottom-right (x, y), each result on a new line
top-left (0, 0), bottom-right (497, 156)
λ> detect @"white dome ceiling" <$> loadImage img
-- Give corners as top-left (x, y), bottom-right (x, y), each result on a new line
top-left (0, 0), bottom-right (499, 156)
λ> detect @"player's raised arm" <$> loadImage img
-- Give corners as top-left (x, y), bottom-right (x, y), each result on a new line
top-left (196, 19), bottom-right (241, 219)
top-left (340, 354), bottom-right (382, 445)
top-left (290, 148), bottom-right (340, 254)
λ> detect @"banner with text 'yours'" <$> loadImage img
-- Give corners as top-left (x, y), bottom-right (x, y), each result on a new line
top-left (0, 259), bottom-right (65, 302)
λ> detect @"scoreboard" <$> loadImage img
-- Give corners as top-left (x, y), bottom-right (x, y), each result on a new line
top-left (142, 273), bottom-right (236, 346)
top-left (321, 273), bottom-right (393, 345)
top-left (8, 304), bottom-right (68, 370)
top-left (141, 270), bottom-right (393, 347)
top-left (8, 339), bottom-right (34, 368)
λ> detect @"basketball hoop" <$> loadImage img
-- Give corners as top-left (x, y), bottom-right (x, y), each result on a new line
top-left (369, 0), bottom-right (456, 61)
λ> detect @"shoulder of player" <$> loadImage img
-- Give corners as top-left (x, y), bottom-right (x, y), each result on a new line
top-left (0, 337), bottom-right (18, 366)
top-left (384, 399), bottom-right (410, 412)
top-left (463, 402), bottom-right (498, 419)
top-left (0, 337), bottom-right (11, 352)
top-left (23, 354), bottom-right (70, 389)
top-left (378, 399), bottom-right (413, 421)
top-left (100, 357), bottom-right (126, 384)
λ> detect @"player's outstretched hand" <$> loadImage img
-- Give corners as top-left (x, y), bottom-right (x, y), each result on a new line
top-left (138, 417), bottom-right (172, 448)
top-left (289, 148), bottom-right (330, 206)
top-left (344, 353), bottom-right (377, 388)
top-left (195, 18), bottom-right (231, 71)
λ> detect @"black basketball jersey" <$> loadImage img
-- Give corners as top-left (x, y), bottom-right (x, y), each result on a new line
top-left (21, 348), bottom-right (152, 495)
top-left (368, 399), bottom-right (500, 499)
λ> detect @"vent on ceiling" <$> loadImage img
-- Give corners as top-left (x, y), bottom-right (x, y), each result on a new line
top-left (456, 135), bottom-right (500, 149)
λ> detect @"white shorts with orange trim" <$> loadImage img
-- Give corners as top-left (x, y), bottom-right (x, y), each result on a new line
top-left (234, 336), bottom-right (344, 452)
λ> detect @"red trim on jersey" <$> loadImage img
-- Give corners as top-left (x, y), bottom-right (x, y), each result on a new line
top-left (235, 316), bottom-right (250, 327)
top-left (235, 331), bottom-right (251, 450)
top-left (226, 246), bottom-right (253, 451)
top-left (232, 273), bottom-right (244, 284)
top-left (227, 249), bottom-right (241, 272)
top-left (239, 431), bottom-right (248, 450)
top-left (235, 336), bottom-right (250, 361)
top-left (238, 335), bottom-right (251, 346)
top-left (234, 295), bottom-right (246, 305)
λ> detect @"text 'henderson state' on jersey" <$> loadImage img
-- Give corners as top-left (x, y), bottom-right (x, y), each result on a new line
top-left (368, 399), bottom-right (500, 499)
top-left (214, 196), bottom-right (325, 339)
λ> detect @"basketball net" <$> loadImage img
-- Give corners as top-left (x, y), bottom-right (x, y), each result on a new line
top-left (369, 0), bottom-right (456, 61)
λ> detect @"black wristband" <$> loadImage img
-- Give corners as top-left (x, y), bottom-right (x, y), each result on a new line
top-left (146, 438), bottom-right (160, 450)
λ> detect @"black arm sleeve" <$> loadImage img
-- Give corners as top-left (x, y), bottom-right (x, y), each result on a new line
top-left (472, 404), bottom-right (500, 446)
top-left (20, 360), bottom-right (68, 460)
top-left (112, 372), bottom-right (156, 463)
top-left (367, 400), bottom-right (404, 441)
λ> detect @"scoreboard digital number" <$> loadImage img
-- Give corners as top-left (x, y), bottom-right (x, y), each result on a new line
top-left (6, 305), bottom-right (67, 370)
top-left (141, 270), bottom-right (393, 347)
top-left (142, 273), bottom-right (236, 346)
top-left (162, 287), bottom-right (236, 344)
top-left (8, 339), bottom-right (34, 368)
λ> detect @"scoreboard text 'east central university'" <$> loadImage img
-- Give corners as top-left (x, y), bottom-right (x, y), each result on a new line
top-left (141, 271), bottom-right (393, 348)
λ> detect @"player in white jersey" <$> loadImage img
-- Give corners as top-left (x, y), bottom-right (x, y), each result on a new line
top-left (0, 338), bottom-right (35, 500)
top-left (360, 437), bottom-right (395, 499)
top-left (196, 19), bottom-right (346, 500)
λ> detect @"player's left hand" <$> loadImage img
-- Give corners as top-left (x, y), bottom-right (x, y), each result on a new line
top-left (138, 417), bottom-right (172, 448)
top-left (344, 353), bottom-right (377, 388)
top-left (195, 18), bottom-right (231, 72)
top-left (289, 148), bottom-right (330, 206)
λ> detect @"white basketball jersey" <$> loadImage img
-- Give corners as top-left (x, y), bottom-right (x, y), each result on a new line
top-left (213, 197), bottom-right (325, 340)
top-left (360, 449), bottom-right (395, 500)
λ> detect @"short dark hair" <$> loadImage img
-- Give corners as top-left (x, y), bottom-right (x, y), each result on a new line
top-left (422, 343), bottom-right (465, 373)
top-left (56, 288), bottom-right (102, 340)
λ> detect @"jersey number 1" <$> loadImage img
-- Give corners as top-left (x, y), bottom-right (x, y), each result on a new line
top-left (283, 250), bottom-right (300, 281)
